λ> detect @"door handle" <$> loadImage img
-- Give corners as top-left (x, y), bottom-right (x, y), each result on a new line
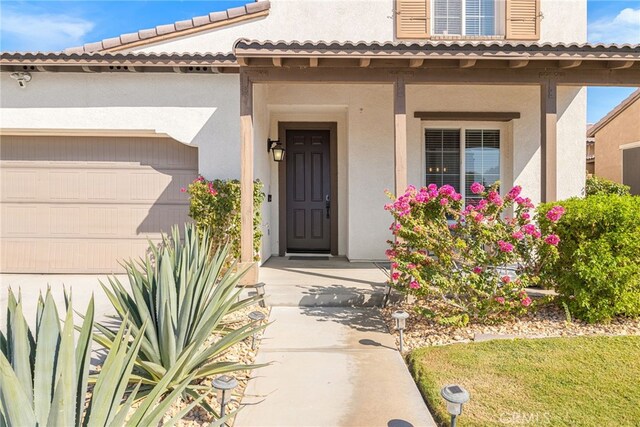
top-left (325, 195), bottom-right (330, 219)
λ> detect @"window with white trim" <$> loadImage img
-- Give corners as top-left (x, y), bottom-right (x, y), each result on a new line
top-left (433, 0), bottom-right (499, 36)
top-left (425, 128), bottom-right (501, 201)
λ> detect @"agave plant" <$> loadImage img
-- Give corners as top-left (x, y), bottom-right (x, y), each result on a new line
top-left (0, 288), bottom-right (210, 426)
top-left (96, 224), bottom-right (266, 411)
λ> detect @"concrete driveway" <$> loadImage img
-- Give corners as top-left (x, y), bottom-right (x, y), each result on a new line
top-left (0, 273), bottom-right (128, 330)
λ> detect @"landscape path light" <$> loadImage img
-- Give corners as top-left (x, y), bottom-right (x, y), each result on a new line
top-left (248, 310), bottom-right (266, 350)
top-left (391, 310), bottom-right (409, 352)
top-left (441, 384), bottom-right (470, 427)
top-left (212, 375), bottom-right (238, 418)
top-left (254, 282), bottom-right (266, 308)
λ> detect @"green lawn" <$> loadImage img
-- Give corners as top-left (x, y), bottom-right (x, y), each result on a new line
top-left (408, 336), bottom-right (640, 427)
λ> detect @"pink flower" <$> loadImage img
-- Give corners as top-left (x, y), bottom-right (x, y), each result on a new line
top-left (427, 183), bottom-right (438, 192)
top-left (470, 182), bottom-right (485, 194)
top-left (449, 223), bottom-right (458, 230)
top-left (452, 192), bottom-right (462, 201)
top-left (194, 176), bottom-right (205, 183)
top-left (501, 275), bottom-right (511, 284)
top-left (498, 240), bottom-right (514, 253)
top-left (407, 263), bottom-right (416, 270)
top-left (507, 185), bottom-right (522, 200)
top-left (439, 198), bottom-right (449, 206)
top-left (546, 205), bottom-right (566, 222)
top-left (391, 272), bottom-right (400, 281)
top-left (476, 199), bottom-right (488, 211)
top-left (385, 249), bottom-right (396, 258)
top-left (180, 187), bottom-right (187, 193)
top-left (391, 262), bottom-right (399, 269)
top-left (544, 234), bottom-right (560, 246)
top-left (520, 212), bottom-right (531, 221)
top-left (473, 213), bottom-right (484, 223)
top-left (521, 297), bottom-right (532, 307)
top-left (384, 203), bottom-right (393, 211)
top-left (473, 266), bottom-right (483, 274)
top-left (512, 231), bottom-right (524, 240)
top-left (409, 281), bottom-right (420, 289)
top-left (487, 191), bottom-right (503, 206)
top-left (495, 296), bottom-right (505, 304)
top-left (439, 185), bottom-right (455, 196)
top-left (523, 224), bottom-right (538, 236)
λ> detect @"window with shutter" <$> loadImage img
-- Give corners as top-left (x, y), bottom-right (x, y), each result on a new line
top-left (396, 0), bottom-right (430, 39)
top-left (505, 0), bottom-right (540, 40)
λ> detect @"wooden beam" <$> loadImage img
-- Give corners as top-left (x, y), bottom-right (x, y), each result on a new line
top-left (607, 61), bottom-right (634, 70)
top-left (240, 70), bottom-right (254, 265)
top-left (541, 81), bottom-right (558, 202)
top-left (414, 111), bottom-right (521, 121)
top-left (359, 58), bottom-right (371, 68)
top-left (81, 65), bottom-right (96, 73)
top-left (459, 59), bottom-right (477, 68)
top-left (309, 57), bottom-right (318, 67)
top-left (509, 59), bottom-right (529, 68)
top-left (237, 57), bottom-right (249, 66)
top-left (244, 66), bottom-right (640, 86)
top-left (394, 77), bottom-right (408, 196)
top-left (272, 57), bottom-right (282, 67)
top-left (558, 59), bottom-right (582, 69)
top-left (409, 59), bottom-right (424, 68)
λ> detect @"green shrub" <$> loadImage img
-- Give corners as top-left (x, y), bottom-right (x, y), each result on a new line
top-left (185, 177), bottom-right (265, 262)
top-left (97, 224), bottom-right (266, 415)
top-left (539, 195), bottom-right (640, 323)
top-left (585, 175), bottom-right (630, 196)
top-left (0, 289), bottom-right (199, 426)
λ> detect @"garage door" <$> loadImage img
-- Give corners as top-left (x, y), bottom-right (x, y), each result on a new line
top-left (0, 135), bottom-right (198, 273)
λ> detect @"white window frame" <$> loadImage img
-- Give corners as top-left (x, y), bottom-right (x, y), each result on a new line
top-left (431, 0), bottom-right (506, 37)
top-left (422, 121), bottom-right (509, 202)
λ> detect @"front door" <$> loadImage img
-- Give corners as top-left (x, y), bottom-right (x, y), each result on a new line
top-left (286, 129), bottom-right (331, 252)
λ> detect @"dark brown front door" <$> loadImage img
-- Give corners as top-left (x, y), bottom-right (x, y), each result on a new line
top-left (286, 130), bottom-right (331, 252)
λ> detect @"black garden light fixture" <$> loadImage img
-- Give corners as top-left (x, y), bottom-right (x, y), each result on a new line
top-left (212, 375), bottom-right (238, 418)
top-left (267, 138), bottom-right (285, 162)
top-left (391, 310), bottom-right (409, 353)
top-left (441, 384), bottom-right (470, 427)
top-left (247, 310), bottom-right (266, 350)
top-left (254, 282), bottom-right (266, 308)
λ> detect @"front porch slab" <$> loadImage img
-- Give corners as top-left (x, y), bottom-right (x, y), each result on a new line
top-left (259, 256), bottom-right (389, 307)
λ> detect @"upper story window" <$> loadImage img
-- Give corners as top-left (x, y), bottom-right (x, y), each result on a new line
top-left (433, 0), bottom-right (497, 36)
top-left (396, 0), bottom-right (539, 41)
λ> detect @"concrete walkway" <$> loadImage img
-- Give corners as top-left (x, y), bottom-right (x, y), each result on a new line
top-left (235, 257), bottom-right (436, 427)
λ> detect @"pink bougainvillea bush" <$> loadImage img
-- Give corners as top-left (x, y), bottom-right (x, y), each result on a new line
top-left (384, 182), bottom-right (564, 325)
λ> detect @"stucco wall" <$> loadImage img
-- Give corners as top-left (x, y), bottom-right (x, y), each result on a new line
top-left (0, 72), bottom-right (240, 180)
top-left (131, 0), bottom-right (586, 55)
top-left (594, 99), bottom-right (640, 183)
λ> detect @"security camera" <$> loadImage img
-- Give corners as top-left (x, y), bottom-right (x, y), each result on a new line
top-left (10, 72), bottom-right (32, 88)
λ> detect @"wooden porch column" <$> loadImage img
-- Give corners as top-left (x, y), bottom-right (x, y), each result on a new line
top-left (239, 70), bottom-right (256, 281)
top-left (540, 80), bottom-right (558, 202)
top-left (394, 77), bottom-right (408, 196)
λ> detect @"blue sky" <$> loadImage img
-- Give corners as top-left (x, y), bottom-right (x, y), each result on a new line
top-left (0, 0), bottom-right (638, 123)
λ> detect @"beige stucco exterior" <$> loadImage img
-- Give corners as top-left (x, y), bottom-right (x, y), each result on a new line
top-left (0, 0), bottom-right (591, 271)
top-left (592, 95), bottom-right (640, 183)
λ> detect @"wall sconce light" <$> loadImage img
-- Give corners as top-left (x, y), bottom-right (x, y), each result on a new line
top-left (267, 139), bottom-right (285, 162)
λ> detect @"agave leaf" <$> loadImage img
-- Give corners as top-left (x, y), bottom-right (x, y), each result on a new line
top-left (10, 301), bottom-right (33, 406)
top-left (0, 351), bottom-right (37, 426)
top-left (74, 296), bottom-right (94, 427)
top-left (47, 304), bottom-right (77, 427)
top-left (107, 382), bottom-right (141, 427)
top-left (33, 291), bottom-right (61, 426)
top-left (136, 374), bottom-right (196, 427)
top-left (162, 393), bottom-right (205, 427)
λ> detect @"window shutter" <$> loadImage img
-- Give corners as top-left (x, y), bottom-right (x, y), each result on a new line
top-left (506, 0), bottom-right (540, 40)
top-left (396, 0), bottom-right (430, 39)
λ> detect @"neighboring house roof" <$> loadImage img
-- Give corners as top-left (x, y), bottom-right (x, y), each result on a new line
top-left (64, 1), bottom-right (270, 54)
top-left (587, 88), bottom-right (640, 137)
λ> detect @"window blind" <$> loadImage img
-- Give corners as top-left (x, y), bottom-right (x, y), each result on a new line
top-left (425, 129), bottom-right (461, 191)
top-left (465, 129), bottom-right (500, 202)
top-left (433, 0), bottom-right (463, 35)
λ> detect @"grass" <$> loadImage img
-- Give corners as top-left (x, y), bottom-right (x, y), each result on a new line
top-left (408, 336), bottom-right (640, 427)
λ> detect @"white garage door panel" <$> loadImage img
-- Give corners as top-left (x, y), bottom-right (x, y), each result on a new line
top-left (0, 135), bottom-right (198, 273)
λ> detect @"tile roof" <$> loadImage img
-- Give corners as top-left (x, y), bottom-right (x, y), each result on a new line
top-left (588, 88), bottom-right (640, 137)
top-left (65, 1), bottom-right (270, 54)
top-left (233, 40), bottom-right (640, 60)
top-left (1, 51), bottom-right (237, 66)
